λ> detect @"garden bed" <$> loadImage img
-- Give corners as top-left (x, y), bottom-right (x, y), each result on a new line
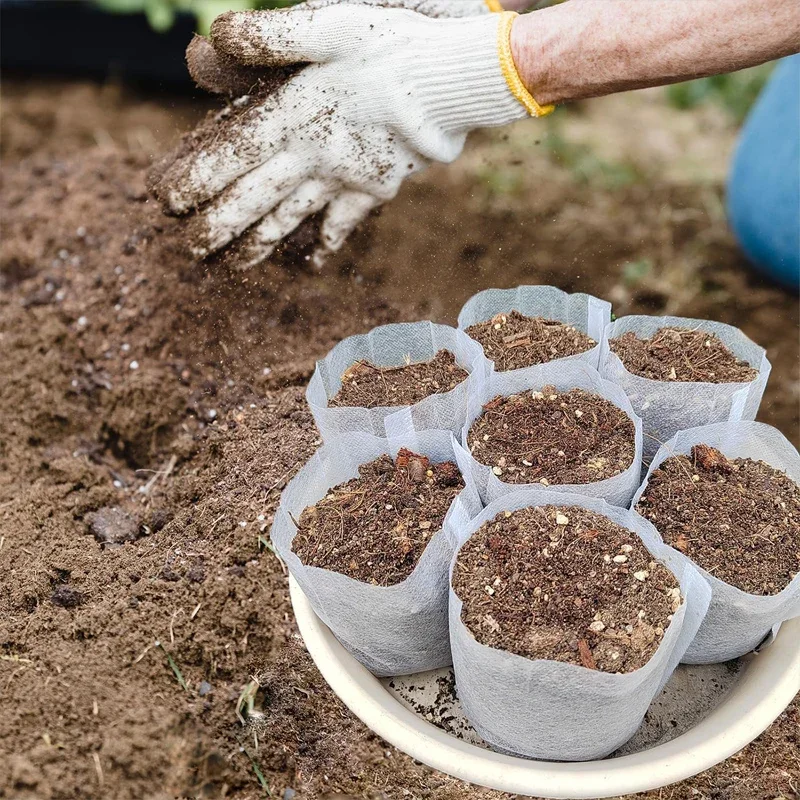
top-left (1, 78), bottom-right (798, 800)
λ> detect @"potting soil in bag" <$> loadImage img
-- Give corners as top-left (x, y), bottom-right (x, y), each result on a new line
top-left (599, 316), bottom-right (770, 462)
top-left (457, 361), bottom-right (643, 507)
top-left (446, 489), bottom-right (711, 761)
top-left (271, 429), bottom-right (482, 677)
top-left (306, 321), bottom-right (488, 440)
top-left (632, 421), bottom-right (800, 663)
top-left (457, 285), bottom-right (611, 378)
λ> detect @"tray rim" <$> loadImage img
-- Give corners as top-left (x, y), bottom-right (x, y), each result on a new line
top-left (289, 576), bottom-right (800, 799)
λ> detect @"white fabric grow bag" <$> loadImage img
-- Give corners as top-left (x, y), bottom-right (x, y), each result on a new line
top-left (446, 489), bottom-right (712, 761)
top-left (631, 421), bottom-right (800, 664)
top-left (598, 316), bottom-right (771, 463)
top-left (271, 428), bottom-right (483, 677)
top-left (457, 285), bottom-right (611, 379)
top-left (306, 321), bottom-right (488, 440)
top-left (456, 362), bottom-right (643, 507)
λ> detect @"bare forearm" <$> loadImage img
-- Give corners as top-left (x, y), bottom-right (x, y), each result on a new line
top-left (511, 0), bottom-right (800, 105)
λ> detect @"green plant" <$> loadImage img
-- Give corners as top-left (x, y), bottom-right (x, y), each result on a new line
top-left (94, 0), bottom-right (301, 34)
top-left (666, 64), bottom-right (774, 123)
top-left (542, 125), bottom-right (641, 190)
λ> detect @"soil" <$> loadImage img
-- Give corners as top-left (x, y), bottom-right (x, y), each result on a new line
top-left (452, 505), bottom-right (680, 673)
top-left (329, 349), bottom-right (469, 408)
top-left (292, 449), bottom-right (463, 586)
top-left (610, 327), bottom-right (759, 382)
top-left (1, 79), bottom-right (798, 800)
top-left (467, 387), bottom-right (636, 485)
top-left (465, 311), bottom-right (596, 372)
top-left (636, 445), bottom-right (800, 595)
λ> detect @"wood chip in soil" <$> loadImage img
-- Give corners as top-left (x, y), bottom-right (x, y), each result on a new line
top-left (466, 311), bottom-right (596, 372)
top-left (609, 327), bottom-right (758, 383)
top-left (453, 505), bottom-right (680, 673)
top-left (467, 386), bottom-right (636, 485)
top-left (329, 349), bottom-right (469, 408)
top-left (292, 449), bottom-right (464, 586)
top-left (636, 445), bottom-right (800, 595)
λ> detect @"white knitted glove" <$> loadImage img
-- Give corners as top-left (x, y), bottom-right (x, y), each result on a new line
top-left (187, 0), bottom-right (500, 97)
top-left (154, 4), bottom-right (552, 268)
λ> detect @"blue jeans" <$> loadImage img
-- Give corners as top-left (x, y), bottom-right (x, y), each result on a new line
top-left (727, 55), bottom-right (800, 290)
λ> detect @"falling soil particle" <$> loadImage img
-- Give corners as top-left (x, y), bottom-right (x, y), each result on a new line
top-left (292, 449), bottom-right (463, 586)
top-left (452, 505), bottom-right (680, 673)
top-left (86, 505), bottom-right (141, 546)
top-left (467, 386), bottom-right (636, 485)
top-left (609, 327), bottom-right (758, 383)
top-left (466, 311), bottom-right (596, 372)
top-left (636, 445), bottom-right (800, 595)
top-left (329, 349), bottom-right (469, 409)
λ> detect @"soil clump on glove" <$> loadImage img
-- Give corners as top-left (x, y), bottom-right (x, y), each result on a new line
top-left (610, 327), bottom-right (758, 383)
top-left (466, 311), bottom-right (596, 372)
top-left (292, 449), bottom-right (463, 585)
top-left (330, 350), bottom-right (469, 408)
top-left (467, 387), bottom-right (636, 485)
top-left (453, 505), bottom-right (680, 673)
top-left (636, 445), bottom-right (800, 595)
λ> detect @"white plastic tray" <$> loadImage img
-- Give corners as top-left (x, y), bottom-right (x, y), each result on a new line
top-left (290, 577), bottom-right (800, 799)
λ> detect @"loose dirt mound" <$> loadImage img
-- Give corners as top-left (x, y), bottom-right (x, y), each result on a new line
top-left (1, 80), bottom-right (798, 800)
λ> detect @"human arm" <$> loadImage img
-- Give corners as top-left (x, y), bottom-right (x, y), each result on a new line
top-left (511, 0), bottom-right (800, 105)
top-left (153, 0), bottom-right (800, 269)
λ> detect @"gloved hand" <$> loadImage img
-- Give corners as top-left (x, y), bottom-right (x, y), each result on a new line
top-left (187, 0), bottom-right (503, 97)
top-left (152, 3), bottom-right (552, 268)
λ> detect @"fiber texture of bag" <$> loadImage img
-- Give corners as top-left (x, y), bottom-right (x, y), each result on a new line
top-left (631, 421), bottom-right (800, 664)
top-left (457, 285), bottom-right (611, 378)
top-left (446, 489), bottom-right (712, 761)
top-left (457, 362), bottom-right (643, 507)
top-left (306, 321), bottom-right (488, 440)
top-left (598, 316), bottom-right (771, 462)
top-left (271, 428), bottom-right (483, 677)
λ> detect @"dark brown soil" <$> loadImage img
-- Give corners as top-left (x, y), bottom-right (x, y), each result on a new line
top-left (636, 445), bottom-right (800, 595)
top-left (610, 327), bottom-right (759, 382)
top-left (465, 311), bottom-right (596, 372)
top-left (329, 349), bottom-right (469, 409)
top-left (467, 387), bottom-right (636, 485)
top-left (292, 449), bottom-right (463, 586)
top-left (452, 505), bottom-right (680, 673)
top-left (1, 79), bottom-right (798, 800)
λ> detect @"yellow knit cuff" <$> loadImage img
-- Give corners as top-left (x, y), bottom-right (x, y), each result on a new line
top-left (496, 11), bottom-right (555, 118)
top-left (484, 0), bottom-right (504, 11)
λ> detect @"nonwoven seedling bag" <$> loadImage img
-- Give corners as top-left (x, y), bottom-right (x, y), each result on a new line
top-left (457, 285), bottom-right (611, 378)
top-left (457, 361), bottom-right (643, 507)
top-left (271, 428), bottom-right (483, 677)
top-left (306, 321), bottom-right (489, 440)
top-left (631, 421), bottom-right (800, 664)
top-left (598, 315), bottom-right (771, 463)
top-left (445, 488), bottom-right (712, 761)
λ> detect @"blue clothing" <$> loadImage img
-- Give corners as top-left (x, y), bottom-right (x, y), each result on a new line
top-left (727, 55), bottom-right (800, 289)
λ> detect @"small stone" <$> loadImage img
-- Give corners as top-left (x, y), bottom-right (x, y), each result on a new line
top-left (589, 621), bottom-right (605, 633)
top-left (51, 586), bottom-right (84, 608)
top-left (575, 409), bottom-right (584, 418)
top-left (555, 513), bottom-right (569, 526)
top-left (485, 586), bottom-right (495, 596)
top-left (613, 555), bottom-right (628, 564)
top-left (539, 478), bottom-right (550, 486)
top-left (620, 544), bottom-right (634, 553)
top-left (691, 474), bottom-right (701, 482)
top-left (633, 570), bottom-right (649, 582)
top-left (198, 681), bottom-right (213, 697)
top-left (418, 520), bottom-right (432, 530)
top-left (492, 466), bottom-right (503, 476)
